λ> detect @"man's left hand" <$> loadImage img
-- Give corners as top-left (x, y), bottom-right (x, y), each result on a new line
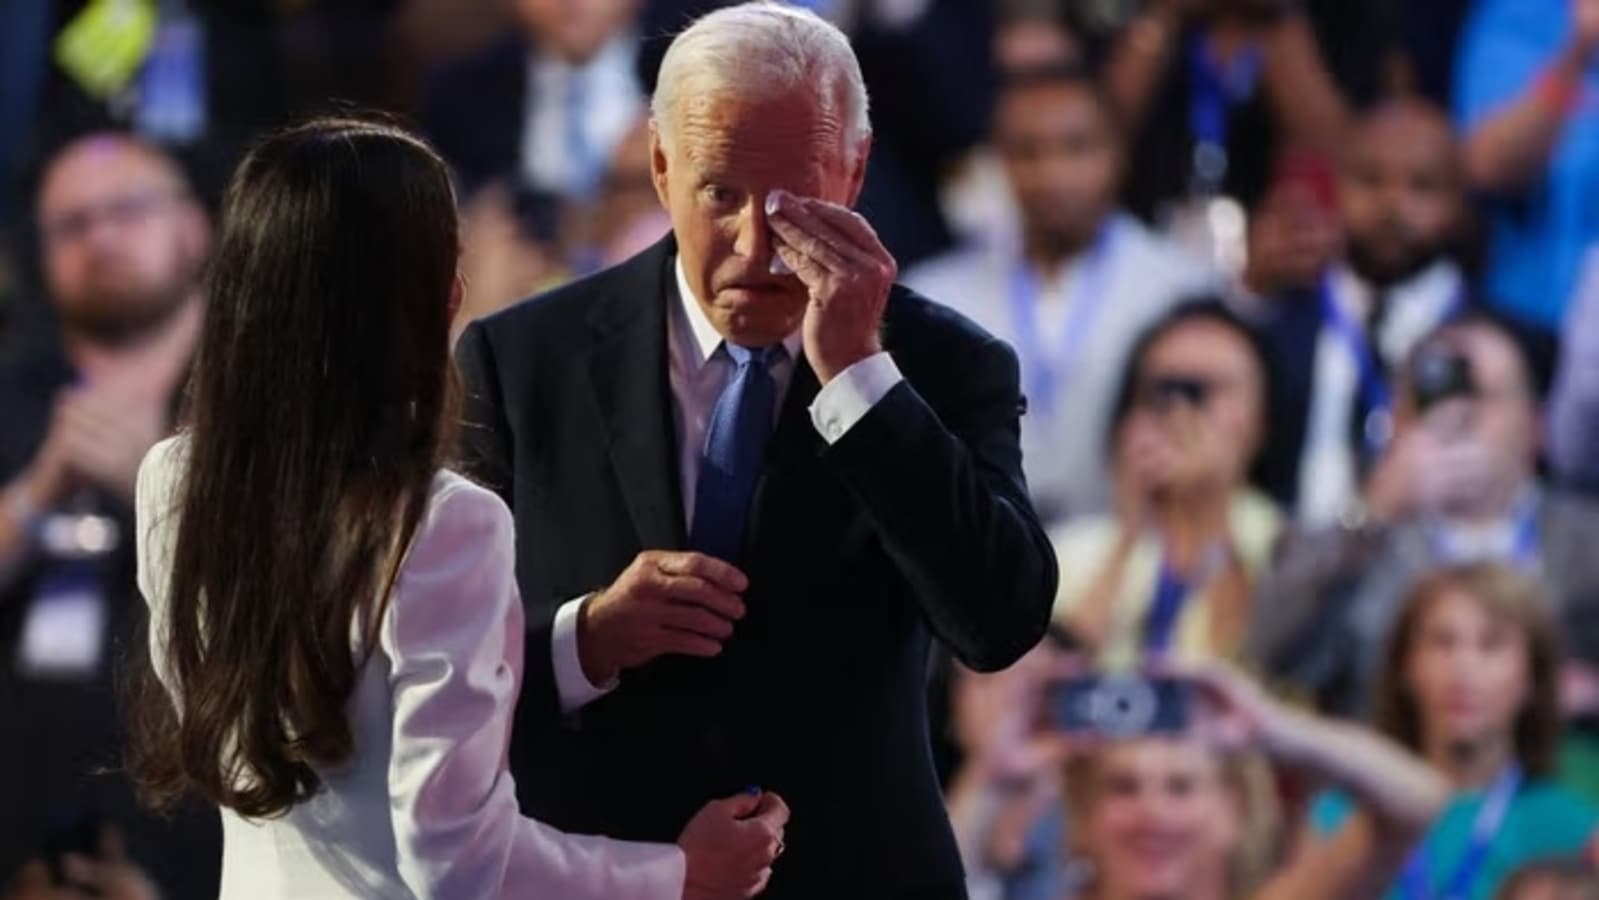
top-left (766, 190), bottom-right (896, 384)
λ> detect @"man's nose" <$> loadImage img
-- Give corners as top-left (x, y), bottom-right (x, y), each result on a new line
top-left (733, 197), bottom-right (773, 262)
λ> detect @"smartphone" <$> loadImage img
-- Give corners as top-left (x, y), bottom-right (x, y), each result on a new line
top-left (1051, 674), bottom-right (1191, 738)
top-left (1410, 344), bottom-right (1476, 415)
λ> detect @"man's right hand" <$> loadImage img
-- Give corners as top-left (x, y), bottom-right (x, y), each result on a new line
top-left (678, 791), bottom-right (789, 900)
top-left (577, 551), bottom-right (749, 685)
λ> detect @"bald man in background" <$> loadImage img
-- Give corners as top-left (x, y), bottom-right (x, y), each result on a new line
top-left (0, 133), bottom-right (218, 898)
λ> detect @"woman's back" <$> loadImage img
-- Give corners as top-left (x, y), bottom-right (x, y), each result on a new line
top-left (135, 434), bottom-right (537, 897)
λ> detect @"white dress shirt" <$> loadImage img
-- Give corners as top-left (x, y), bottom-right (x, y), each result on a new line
top-left (903, 213), bottom-right (1219, 522)
top-left (135, 436), bottom-right (685, 899)
top-left (1296, 260), bottom-right (1465, 527)
top-left (550, 256), bottom-right (905, 711)
top-left (521, 34), bottom-right (644, 198)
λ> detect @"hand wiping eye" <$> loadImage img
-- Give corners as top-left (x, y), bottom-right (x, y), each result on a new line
top-left (767, 190), bottom-right (793, 274)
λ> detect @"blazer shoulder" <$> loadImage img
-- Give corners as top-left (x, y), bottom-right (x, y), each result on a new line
top-left (884, 283), bottom-right (1015, 376)
top-left (886, 283), bottom-right (1005, 350)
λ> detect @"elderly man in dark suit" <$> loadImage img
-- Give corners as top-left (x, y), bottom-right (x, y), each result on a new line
top-left (455, 4), bottom-right (1057, 898)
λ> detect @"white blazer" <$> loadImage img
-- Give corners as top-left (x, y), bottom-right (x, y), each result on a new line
top-left (134, 436), bottom-right (685, 899)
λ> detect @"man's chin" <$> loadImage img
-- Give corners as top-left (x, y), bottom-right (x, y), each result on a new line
top-left (1347, 244), bottom-right (1440, 288)
top-left (713, 295), bottom-right (805, 347)
top-left (60, 287), bottom-right (189, 346)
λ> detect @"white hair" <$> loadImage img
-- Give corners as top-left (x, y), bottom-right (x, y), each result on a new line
top-left (651, 2), bottom-right (872, 164)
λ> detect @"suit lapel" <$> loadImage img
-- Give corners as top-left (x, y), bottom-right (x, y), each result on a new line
top-left (585, 237), bottom-right (688, 551)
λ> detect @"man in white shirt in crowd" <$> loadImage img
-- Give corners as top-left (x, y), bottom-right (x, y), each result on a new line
top-left (905, 64), bottom-right (1217, 523)
top-left (1254, 97), bottom-right (1471, 525)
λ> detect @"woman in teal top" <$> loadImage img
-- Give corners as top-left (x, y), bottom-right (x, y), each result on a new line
top-left (1298, 563), bottom-right (1599, 900)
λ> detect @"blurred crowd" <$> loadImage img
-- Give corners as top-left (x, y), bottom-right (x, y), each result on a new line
top-left (4, 0), bottom-right (1599, 897)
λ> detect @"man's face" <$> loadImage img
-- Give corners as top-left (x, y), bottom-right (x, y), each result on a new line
top-left (512, 0), bottom-right (638, 63)
top-left (37, 137), bottom-right (208, 344)
top-left (995, 83), bottom-right (1119, 250)
top-left (1338, 103), bottom-right (1463, 285)
top-left (651, 86), bottom-right (865, 347)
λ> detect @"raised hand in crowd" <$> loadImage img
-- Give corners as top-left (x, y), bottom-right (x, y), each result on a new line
top-left (3, 829), bottom-right (159, 900)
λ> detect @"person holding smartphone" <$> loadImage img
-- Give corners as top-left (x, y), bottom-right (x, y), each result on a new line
top-left (1059, 662), bottom-right (1449, 900)
top-left (1250, 314), bottom-right (1599, 721)
top-left (1052, 300), bottom-right (1283, 667)
top-left (945, 651), bottom-right (1448, 900)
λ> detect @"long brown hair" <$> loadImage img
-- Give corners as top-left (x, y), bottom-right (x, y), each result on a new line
top-left (1373, 564), bottom-right (1563, 778)
top-left (127, 116), bottom-right (461, 818)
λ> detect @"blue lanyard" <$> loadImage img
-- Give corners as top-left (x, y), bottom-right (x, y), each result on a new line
top-left (1319, 275), bottom-right (1393, 458)
top-left (1398, 764), bottom-right (1522, 900)
top-left (1319, 274), bottom-right (1466, 454)
top-left (1007, 225), bottom-right (1116, 414)
top-left (1142, 559), bottom-right (1189, 656)
top-left (1320, 272), bottom-right (1470, 457)
top-left (1187, 32), bottom-right (1263, 191)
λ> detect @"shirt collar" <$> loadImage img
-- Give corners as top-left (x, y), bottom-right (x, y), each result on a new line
top-left (672, 255), bottom-right (803, 372)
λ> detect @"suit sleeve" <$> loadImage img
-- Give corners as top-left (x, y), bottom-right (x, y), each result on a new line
top-left (819, 335), bottom-right (1056, 671)
top-left (1245, 527), bottom-right (1367, 699)
top-left (454, 321), bottom-right (564, 726)
top-left (384, 484), bottom-right (684, 900)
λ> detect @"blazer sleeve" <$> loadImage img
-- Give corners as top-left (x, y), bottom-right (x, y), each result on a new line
top-left (383, 481), bottom-right (685, 900)
top-left (820, 334), bottom-right (1056, 671)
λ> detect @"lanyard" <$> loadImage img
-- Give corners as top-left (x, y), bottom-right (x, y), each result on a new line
top-left (1319, 274), bottom-right (1393, 458)
top-left (1398, 763), bottom-right (1523, 900)
top-left (1142, 560), bottom-right (1189, 655)
top-left (1007, 225), bottom-right (1116, 415)
top-left (1186, 32), bottom-right (1264, 193)
top-left (1319, 274), bottom-right (1468, 458)
top-left (1141, 541), bottom-right (1227, 655)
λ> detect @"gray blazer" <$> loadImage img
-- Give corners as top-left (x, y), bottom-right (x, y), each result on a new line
top-left (1246, 489), bottom-right (1599, 717)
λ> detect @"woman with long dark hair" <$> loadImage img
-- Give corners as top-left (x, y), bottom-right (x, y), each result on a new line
top-left (126, 117), bottom-right (785, 899)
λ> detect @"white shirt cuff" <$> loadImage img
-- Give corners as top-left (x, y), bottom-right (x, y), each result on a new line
top-left (808, 352), bottom-right (904, 444)
top-left (552, 594), bottom-right (618, 713)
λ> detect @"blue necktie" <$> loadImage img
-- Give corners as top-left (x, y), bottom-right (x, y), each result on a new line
top-left (689, 344), bottom-right (783, 561)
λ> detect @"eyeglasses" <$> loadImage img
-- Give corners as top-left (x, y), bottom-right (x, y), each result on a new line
top-left (41, 188), bottom-right (185, 246)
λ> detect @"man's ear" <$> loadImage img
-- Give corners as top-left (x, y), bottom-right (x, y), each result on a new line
top-left (844, 135), bottom-right (872, 208)
top-left (649, 120), bottom-right (672, 210)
